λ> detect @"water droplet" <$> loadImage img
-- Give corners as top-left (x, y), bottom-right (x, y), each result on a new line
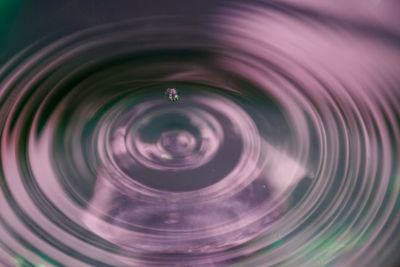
top-left (165, 88), bottom-right (180, 101)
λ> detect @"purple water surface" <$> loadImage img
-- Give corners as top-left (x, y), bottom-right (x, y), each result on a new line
top-left (0, 1), bottom-right (400, 266)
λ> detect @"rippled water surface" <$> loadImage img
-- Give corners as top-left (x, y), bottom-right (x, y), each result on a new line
top-left (1, 1), bottom-right (400, 267)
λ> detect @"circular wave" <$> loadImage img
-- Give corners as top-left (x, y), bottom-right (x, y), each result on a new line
top-left (0, 2), bottom-right (400, 267)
